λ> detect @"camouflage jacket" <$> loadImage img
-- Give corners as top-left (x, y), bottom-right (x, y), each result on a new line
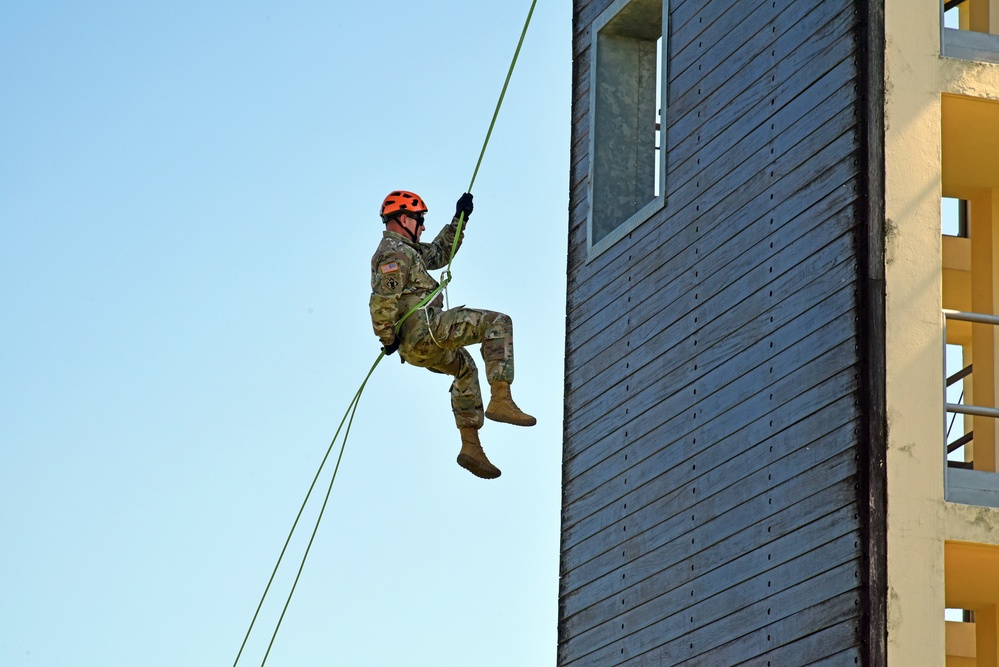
top-left (369, 218), bottom-right (465, 346)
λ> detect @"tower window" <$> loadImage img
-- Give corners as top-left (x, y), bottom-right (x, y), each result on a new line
top-left (588, 0), bottom-right (668, 256)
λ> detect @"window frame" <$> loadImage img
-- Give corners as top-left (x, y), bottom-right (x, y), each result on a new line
top-left (586, 0), bottom-right (671, 260)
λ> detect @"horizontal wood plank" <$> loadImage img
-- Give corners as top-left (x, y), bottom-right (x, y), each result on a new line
top-left (561, 439), bottom-right (860, 613)
top-left (564, 528), bottom-right (863, 661)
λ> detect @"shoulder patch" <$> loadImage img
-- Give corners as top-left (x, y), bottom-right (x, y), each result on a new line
top-left (380, 262), bottom-right (399, 274)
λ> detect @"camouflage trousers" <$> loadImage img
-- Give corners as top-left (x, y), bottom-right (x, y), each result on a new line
top-left (398, 306), bottom-right (515, 429)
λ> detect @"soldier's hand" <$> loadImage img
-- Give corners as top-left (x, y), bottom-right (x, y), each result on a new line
top-left (455, 192), bottom-right (473, 222)
top-left (381, 336), bottom-right (400, 356)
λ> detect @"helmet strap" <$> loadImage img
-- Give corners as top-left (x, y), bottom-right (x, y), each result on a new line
top-left (391, 214), bottom-right (420, 243)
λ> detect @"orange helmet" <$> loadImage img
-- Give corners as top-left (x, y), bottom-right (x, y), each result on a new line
top-left (380, 190), bottom-right (428, 221)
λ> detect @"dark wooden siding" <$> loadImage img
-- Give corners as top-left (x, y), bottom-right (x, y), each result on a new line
top-left (561, 0), bottom-right (883, 664)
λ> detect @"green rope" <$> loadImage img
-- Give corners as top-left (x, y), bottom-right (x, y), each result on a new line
top-left (466, 0), bottom-right (538, 199)
top-left (399, 0), bottom-right (538, 328)
top-left (232, 353), bottom-right (385, 667)
top-left (259, 352), bottom-right (377, 665)
top-left (233, 1), bottom-right (537, 663)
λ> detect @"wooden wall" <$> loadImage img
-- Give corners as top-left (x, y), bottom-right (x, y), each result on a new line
top-left (561, 0), bottom-right (884, 664)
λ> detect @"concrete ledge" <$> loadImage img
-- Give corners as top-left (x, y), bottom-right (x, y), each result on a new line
top-left (947, 467), bottom-right (999, 507)
top-left (943, 27), bottom-right (999, 65)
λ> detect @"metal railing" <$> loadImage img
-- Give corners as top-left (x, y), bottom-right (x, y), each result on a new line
top-left (941, 0), bottom-right (999, 64)
top-left (942, 310), bottom-right (999, 467)
top-left (945, 362), bottom-right (973, 454)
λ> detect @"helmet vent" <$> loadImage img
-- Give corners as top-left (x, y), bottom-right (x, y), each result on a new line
top-left (380, 190), bottom-right (427, 221)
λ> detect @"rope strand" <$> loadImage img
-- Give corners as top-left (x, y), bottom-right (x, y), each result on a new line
top-left (446, 0), bottom-right (538, 279)
top-left (233, 353), bottom-right (384, 667)
top-left (260, 356), bottom-right (376, 665)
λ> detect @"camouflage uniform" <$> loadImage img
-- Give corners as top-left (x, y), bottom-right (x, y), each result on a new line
top-left (369, 217), bottom-right (516, 429)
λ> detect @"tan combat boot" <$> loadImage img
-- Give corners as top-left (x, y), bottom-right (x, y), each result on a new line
top-left (485, 381), bottom-right (537, 427)
top-left (457, 427), bottom-right (501, 479)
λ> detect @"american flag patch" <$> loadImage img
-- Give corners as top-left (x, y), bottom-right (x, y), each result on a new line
top-left (380, 262), bottom-right (399, 274)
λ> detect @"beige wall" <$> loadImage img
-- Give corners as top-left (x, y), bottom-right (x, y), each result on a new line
top-left (886, 0), bottom-right (999, 664)
top-left (884, 0), bottom-right (947, 662)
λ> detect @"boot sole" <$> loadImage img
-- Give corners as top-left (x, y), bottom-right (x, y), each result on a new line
top-left (485, 410), bottom-right (537, 427)
top-left (457, 453), bottom-right (501, 479)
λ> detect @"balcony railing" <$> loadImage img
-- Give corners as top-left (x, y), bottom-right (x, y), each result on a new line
top-left (943, 309), bottom-right (999, 506)
top-left (942, 0), bottom-right (999, 64)
top-left (946, 362), bottom-right (974, 469)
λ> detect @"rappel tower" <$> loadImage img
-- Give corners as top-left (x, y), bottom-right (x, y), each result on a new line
top-left (560, 0), bottom-right (999, 664)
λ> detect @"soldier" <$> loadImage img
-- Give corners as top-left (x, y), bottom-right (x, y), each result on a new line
top-left (369, 190), bottom-right (536, 480)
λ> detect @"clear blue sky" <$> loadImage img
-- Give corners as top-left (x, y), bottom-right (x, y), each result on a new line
top-left (0, 2), bottom-right (569, 665)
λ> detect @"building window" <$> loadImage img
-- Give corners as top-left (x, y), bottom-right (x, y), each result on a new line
top-left (942, 197), bottom-right (969, 237)
top-left (588, 0), bottom-right (668, 256)
top-left (944, 0), bottom-right (964, 29)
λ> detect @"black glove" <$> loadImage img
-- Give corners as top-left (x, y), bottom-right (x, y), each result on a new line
top-left (381, 336), bottom-right (400, 355)
top-left (455, 192), bottom-right (473, 221)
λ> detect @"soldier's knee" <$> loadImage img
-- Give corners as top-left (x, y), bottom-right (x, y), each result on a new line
top-left (456, 350), bottom-right (478, 377)
top-left (485, 311), bottom-right (512, 337)
top-left (433, 353), bottom-right (462, 378)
